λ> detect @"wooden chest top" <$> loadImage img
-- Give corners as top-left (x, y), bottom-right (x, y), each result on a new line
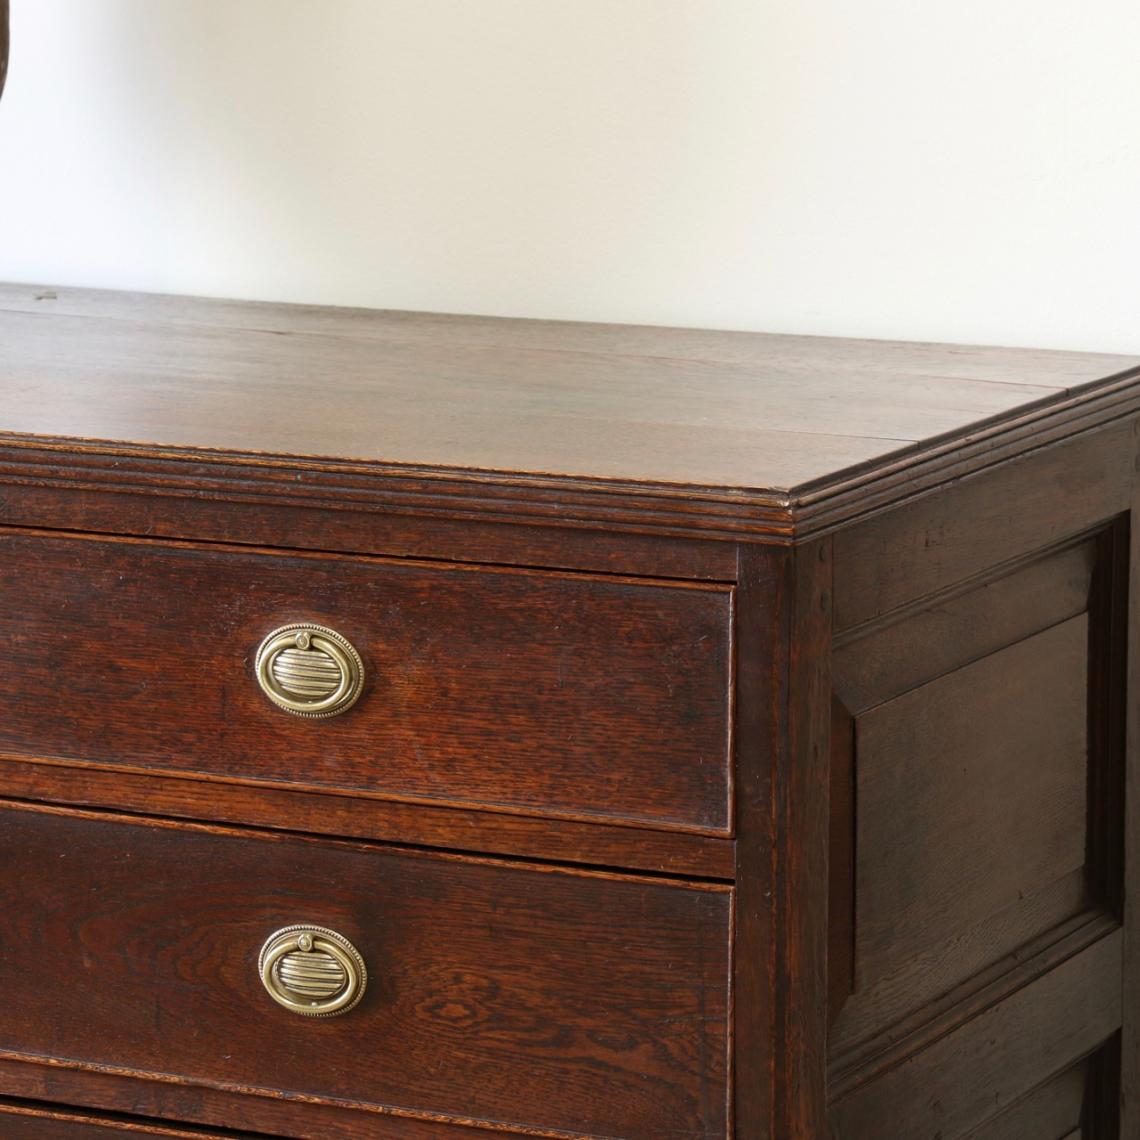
top-left (1, 283), bottom-right (1137, 539)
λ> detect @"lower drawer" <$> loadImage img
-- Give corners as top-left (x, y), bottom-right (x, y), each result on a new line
top-left (0, 1101), bottom-right (255, 1138)
top-left (0, 803), bottom-right (731, 1140)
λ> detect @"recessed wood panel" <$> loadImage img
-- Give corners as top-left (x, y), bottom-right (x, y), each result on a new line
top-left (958, 1060), bottom-right (1087, 1140)
top-left (829, 519), bottom-right (1129, 1134)
top-left (829, 538), bottom-right (1115, 1055)
top-left (833, 537), bottom-right (1096, 712)
top-left (832, 422), bottom-right (1134, 629)
top-left (830, 934), bottom-right (1121, 1140)
top-left (854, 617), bottom-right (1090, 989)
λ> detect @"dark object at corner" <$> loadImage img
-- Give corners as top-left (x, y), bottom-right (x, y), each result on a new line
top-left (0, 0), bottom-right (9, 102)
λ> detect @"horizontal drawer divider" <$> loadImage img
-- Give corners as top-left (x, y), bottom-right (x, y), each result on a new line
top-left (0, 755), bottom-right (735, 880)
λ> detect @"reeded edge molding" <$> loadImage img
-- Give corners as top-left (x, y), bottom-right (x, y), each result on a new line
top-left (0, 436), bottom-right (798, 541)
top-left (1, 367), bottom-right (1138, 545)
top-left (790, 367), bottom-right (1140, 540)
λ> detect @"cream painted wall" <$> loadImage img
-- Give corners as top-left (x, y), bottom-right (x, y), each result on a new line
top-left (0, 0), bottom-right (1137, 351)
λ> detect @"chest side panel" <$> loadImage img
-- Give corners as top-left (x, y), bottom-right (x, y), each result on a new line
top-left (827, 421), bottom-right (1134, 1139)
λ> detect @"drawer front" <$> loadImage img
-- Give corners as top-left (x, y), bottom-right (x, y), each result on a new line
top-left (0, 1103), bottom-right (249, 1138)
top-left (0, 803), bottom-right (731, 1140)
top-left (0, 531), bottom-right (732, 832)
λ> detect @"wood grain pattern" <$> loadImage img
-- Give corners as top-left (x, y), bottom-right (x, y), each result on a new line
top-left (830, 521), bottom-right (1132, 1072)
top-left (0, 756), bottom-right (734, 879)
top-left (776, 539), bottom-right (833, 1140)
top-left (733, 542), bottom-right (833, 1140)
top-left (0, 529), bottom-right (732, 833)
top-left (0, 1060), bottom-right (494, 1140)
top-left (2, 283), bottom-right (1133, 388)
top-left (825, 424), bottom-right (1134, 1137)
top-left (1124, 433), bottom-right (1140, 1139)
top-left (0, 1101), bottom-right (262, 1138)
top-left (0, 308), bottom-right (983, 491)
top-left (828, 698), bottom-right (856, 1025)
top-left (956, 1059), bottom-right (1088, 1140)
top-left (730, 546), bottom-right (783, 1140)
top-left (830, 932), bottom-right (1122, 1139)
top-left (832, 419), bottom-right (1133, 629)
top-left (0, 284), bottom-right (1137, 546)
top-left (832, 871), bottom-right (1095, 1070)
top-left (0, 801), bottom-right (731, 1140)
top-left (1085, 1034), bottom-right (1123, 1138)
top-left (854, 617), bottom-right (1090, 987)
top-left (833, 536), bottom-right (1096, 712)
top-left (0, 475), bottom-right (741, 580)
top-left (2, 284), bottom-right (1139, 1137)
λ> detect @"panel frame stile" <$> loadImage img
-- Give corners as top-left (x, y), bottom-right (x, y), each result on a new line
top-left (735, 539), bottom-right (833, 1139)
top-left (1123, 416), bottom-right (1140, 1138)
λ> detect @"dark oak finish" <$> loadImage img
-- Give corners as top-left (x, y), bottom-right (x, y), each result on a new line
top-left (0, 529), bottom-right (732, 833)
top-left (957, 1058), bottom-right (1090, 1140)
top-left (0, 755), bottom-right (734, 879)
top-left (0, 801), bottom-right (730, 1140)
top-left (0, 284), bottom-right (1138, 1138)
top-left (1125, 470), bottom-right (1140, 1139)
top-left (0, 1062), bottom-right (494, 1140)
top-left (0, 468), bottom-right (741, 581)
top-left (827, 421), bottom-right (1135, 1139)
top-left (0, 291), bottom-right (1114, 490)
top-left (853, 617), bottom-right (1089, 987)
top-left (831, 419), bottom-right (1135, 629)
top-left (0, 1101), bottom-right (264, 1138)
top-left (1, 284), bottom-right (1138, 546)
top-left (830, 933), bottom-right (1122, 1139)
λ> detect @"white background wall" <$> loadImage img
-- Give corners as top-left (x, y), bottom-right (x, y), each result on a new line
top-left (1, 0), bottom-right (1137, 352)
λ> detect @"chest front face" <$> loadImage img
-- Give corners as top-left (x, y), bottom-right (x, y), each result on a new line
top-left (0, 285), bottom-right (1137, 1139)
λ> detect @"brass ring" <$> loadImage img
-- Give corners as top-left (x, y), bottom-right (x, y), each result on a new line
top-left (258, 925), bottom-right (368, 1017)
top-left (254, 623), bottom-right (365, 719)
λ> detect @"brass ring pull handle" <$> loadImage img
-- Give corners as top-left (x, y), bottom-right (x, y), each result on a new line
top-left (258, 925), bottom-right (368, 1017)
top-left (255, 623), bottom-right (364, 719)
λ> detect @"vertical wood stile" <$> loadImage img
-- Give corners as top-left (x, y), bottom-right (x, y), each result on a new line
top-left (1123, 417), bottom-right (1140, 1137)
top-left (736, 540), bottom-right (833, 1138)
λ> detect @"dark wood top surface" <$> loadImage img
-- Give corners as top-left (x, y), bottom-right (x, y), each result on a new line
top-left (1, 283), bottom-right (1137, 535)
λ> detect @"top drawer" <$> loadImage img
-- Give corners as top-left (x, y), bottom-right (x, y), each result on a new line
top-left (0, 530), bottom-right (733, 832)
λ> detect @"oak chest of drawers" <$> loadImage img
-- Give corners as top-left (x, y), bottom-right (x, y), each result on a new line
top-left (0, 283), bottom-right (1137, 1140)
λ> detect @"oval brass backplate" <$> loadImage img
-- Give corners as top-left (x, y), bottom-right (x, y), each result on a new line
top-left (254, 623), bottom-right (364, 719)
top-left (258, 925), bottom-right (367, 1017)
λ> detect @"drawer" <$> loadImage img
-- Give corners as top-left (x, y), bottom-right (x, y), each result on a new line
top-left (0, 530), bottom-right (732, 832)
top-left (0, 1102), bottom-right (255, 1138)
top-left (0, 802), bottom-right (732, 1140)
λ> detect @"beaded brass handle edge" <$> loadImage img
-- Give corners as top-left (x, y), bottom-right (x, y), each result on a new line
top-left (254, 623), bottom-right (365, 719)
top-left (258, 925), bottom-right (368, 1018)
